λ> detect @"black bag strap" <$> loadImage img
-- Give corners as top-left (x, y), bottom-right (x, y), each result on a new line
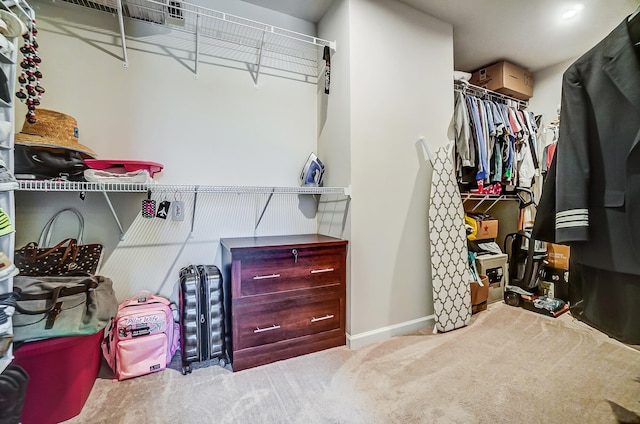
top-left (13, 278), bottom-right (99, 315)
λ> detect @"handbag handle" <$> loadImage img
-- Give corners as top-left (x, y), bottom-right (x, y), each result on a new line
top-left (13, 285), bottom-right (64, 315)
top-left (38, 208), bottom-right (85, 247)
top-left (31, 238), bottom-right (78, 262)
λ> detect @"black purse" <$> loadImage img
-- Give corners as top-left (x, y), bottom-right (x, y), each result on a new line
top-left (14, 144), bottom-right (87, 181)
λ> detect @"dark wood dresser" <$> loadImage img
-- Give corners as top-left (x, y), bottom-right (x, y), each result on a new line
top-left (220, 234), bottom-right (348, 371)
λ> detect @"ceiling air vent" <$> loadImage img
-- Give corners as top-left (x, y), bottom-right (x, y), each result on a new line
top-left (61, 0), bottom-right (169, 25)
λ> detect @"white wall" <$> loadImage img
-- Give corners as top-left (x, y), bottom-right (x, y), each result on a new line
top-left (317, 0), bottom-right (353, 330)
top-left (14, 1), bottom-right (333, 302)
top-left (17, 1), bottom-right (319, 186)
top-left (529, 57), bottom-right (577, 125)
top-left (14, 0), bottom-right (455, 349)
top-left (347, 0), bottom-right (453, 344)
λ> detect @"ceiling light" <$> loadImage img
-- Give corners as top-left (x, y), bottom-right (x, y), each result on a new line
top-left (561, 5), bottom-right (584, 20)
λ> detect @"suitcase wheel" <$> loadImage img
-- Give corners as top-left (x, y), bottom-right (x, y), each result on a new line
top-left (504, 291), bottom-right (521, 307)
top-left (181, 364), bottom-right (192, 375)
top-left (219, 357), bottom-right (227, 368)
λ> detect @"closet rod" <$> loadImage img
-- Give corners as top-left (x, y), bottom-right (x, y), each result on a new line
top-left (454, 80), bottom-right (529, 110)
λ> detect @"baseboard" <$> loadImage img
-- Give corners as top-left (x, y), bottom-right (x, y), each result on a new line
top-left (346, 314), bottom-right (435, 349)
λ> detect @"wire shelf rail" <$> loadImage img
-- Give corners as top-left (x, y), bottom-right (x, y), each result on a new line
top-left (17, 180), bottom-right (350, 195)
top-left (454, 80), bottom-right (529, 109)
top-left (57, 0), bottom-right (336, 82)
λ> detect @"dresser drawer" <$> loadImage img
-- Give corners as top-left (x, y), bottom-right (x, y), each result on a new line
top-left (237, 246), bottom-right (344, 297)
top-left (234, 295), bottom-right (341, 350)
top-left (221, 234), bottom-right (348, 371)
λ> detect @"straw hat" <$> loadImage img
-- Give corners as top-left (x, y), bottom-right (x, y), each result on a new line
top-left (15, 109), bottom-right (97, 158)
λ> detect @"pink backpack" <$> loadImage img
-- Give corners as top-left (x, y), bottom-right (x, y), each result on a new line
top-left (101, 291), bottom-right (180, 381)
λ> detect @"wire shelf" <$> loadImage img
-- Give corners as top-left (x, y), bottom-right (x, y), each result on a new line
top-left (57, 0), bottom-right (335, 79)
top-left (17, 180), bottom-right (350, 195)
top-left (460, 193), bottom-right (519, 202)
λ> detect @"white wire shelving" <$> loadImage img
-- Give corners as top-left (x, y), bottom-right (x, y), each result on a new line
top-left (54, 0), bottom-right (336, 82)
top-left (17, 180), bottom-right (350, 195)
top-left (17, 180), bottom-right (351, 239)
top-left (0, 0), bottom-right (34, 378)
top-left (461, 193), bottom-right (519, 213)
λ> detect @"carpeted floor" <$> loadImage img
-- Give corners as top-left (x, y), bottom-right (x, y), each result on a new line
top-left (65, 302), bottom-right (640, 424)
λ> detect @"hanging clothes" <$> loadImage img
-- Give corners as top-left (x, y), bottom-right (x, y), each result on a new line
top-left (533, 13), bottom-right (640, 344)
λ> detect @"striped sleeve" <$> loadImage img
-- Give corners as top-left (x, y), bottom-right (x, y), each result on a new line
top-left (555, 67), bottom-right (590, 242)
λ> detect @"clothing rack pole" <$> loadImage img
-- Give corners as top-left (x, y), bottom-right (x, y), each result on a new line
top-left (454, 80), bottom-right (528, 109)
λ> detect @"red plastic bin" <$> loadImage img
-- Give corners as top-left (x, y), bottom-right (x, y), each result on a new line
top-left (11, 331), bottom-right (102, 424)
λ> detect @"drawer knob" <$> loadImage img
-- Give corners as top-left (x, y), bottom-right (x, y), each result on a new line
top-left (310, 268), bottom-right (334, 274)
top-left (253, 273), bottom-right (281, 280)
top-left (311, 314), bottom-right (335, 323)
top-left (253, 324), bottom-right (281, 333)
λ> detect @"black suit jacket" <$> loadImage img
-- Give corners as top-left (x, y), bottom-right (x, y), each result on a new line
top-left (534, 17), bottom-right (640, 275)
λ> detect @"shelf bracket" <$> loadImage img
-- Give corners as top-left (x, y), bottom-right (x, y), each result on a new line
top-left (253, 30), bottom-right (266, 86)
top-left (470, 195), bottom-right (490, 212)
top-left (101, 191), bottom-right (126, 240)
top-left (254, 191), bottom-right (273, 234)
top-left (190, 186), bottom-right (198, 237)
top-left (115, 0), bottom-right (129, 67)
top-left (194, 13), bottom-right (200, 77)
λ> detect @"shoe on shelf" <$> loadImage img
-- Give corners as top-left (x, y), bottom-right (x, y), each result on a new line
top-left (0, 33), bottom-right (13, 59)
top-left (0, 120), bottom-right (11, 147)
top-left (0, 308), bottom-right (10, 335)
top-left (0, 159), bottom-right (18, 191)
top-left (0, 208), bottom-right (14, 237)
top-left (0, 334), bottom-right (11, 359)
top-left (0, 291), bottom-right (17, 308)
top-left (0, 252), bottom-right (16, 280)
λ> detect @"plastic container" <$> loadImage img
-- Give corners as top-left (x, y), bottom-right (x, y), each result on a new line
top-left (11, 331), bottom-right (102, 424)
top-left (83, 159), bottom-right (164, 177)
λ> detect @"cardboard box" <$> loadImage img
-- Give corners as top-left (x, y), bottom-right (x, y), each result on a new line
top-left (470, 275), bottom-right (489, 314)
top-left (470, 61), bottom-right (534, 100)
top-left (475, 219), bottom-right (498, 240)
top-left (546, 243), bottom-right (570, 270)
top-left (476, 253), bottom-right (508, 304)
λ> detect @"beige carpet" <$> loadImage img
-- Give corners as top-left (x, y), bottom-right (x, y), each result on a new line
top-left (65, 303), bottom-right (640, 424)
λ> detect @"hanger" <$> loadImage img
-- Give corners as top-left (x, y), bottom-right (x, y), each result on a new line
top-left (629, 5), bottom-right (640, 22)
top-left (628, 5), bottom-right (640, 46)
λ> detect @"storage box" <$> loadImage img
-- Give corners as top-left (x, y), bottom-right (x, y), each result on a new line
top-left (546, 243), bottom-right (570, 270)
top-left (539, 267), bottom-right (569, 301)
top-left (470, 275), bottom-right (489, 314)
top-left (476, 253), bottom-right (508, 304)
top-left (470, 61), bottom-right (534, 100)
top-left (12, 331), bottom-right (102, 424)
top-left (475, 219), bottom-right (498, 240)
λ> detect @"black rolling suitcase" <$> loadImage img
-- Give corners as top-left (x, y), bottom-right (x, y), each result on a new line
top-left (179, 264), bottom-right (229, 374)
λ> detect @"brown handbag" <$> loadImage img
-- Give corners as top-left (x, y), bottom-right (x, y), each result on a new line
top-left (14, 208), bottom-right (103, 276)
